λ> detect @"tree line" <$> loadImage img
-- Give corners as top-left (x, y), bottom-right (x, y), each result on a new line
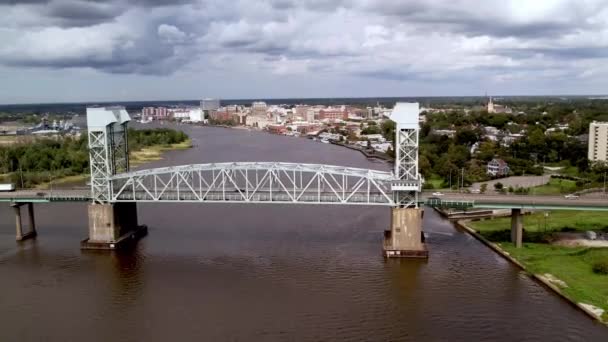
top-left (0, 128), bottom-right (188, 188)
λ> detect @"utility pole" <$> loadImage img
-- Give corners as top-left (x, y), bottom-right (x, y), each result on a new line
top-left (19, 164), bottom-right (24, 189)
top-left (449, 170), bottom-right (452, 190)
top-left (461, 168), bottom-right (465, 192)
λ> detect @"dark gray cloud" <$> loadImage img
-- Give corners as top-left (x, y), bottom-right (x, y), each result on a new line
top-left (1, 0), bottom-right (607, 95)
top-left (43, 1), bottom-right (124, 27)
top-left (366, 0), bottom-right (603, 39)
top-left (497, 47), bottom-right (608, 60)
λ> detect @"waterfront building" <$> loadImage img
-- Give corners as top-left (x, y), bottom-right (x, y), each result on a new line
top-left (142, 107), bottom-right (169, 120)
top-left (588, 121), bottom-right (608, 162)
top-left (295, 105), bottom-right (310, 120)
top-left (305, 109), bottom-right (315, 123)
top-left (209, 110), bottom-right (235, 123)
top-left (319, 107), bottom-right (348, 121)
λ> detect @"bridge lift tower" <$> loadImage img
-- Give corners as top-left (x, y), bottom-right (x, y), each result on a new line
top-left (84, 107), bottom-right (146, 249)
top-left (384, 103), bottom-right (427, 258)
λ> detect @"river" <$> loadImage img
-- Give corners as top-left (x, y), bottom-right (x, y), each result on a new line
top-left (1, 125), bottom-right (606, 341)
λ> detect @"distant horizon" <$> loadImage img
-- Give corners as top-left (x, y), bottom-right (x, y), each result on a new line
top-left (3, 1), bottom-right (608, 105)
top-left (2, 94), bottom-right (608, 107)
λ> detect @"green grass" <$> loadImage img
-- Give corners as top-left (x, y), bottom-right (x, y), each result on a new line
top-left (426, 174), bottom-right (445, 189)
top-left (530, 178), bottom-right (578, 195)
top-left (468, 212), bottom-right (608, 321)
top-left (130, 139), bottom-right (192, 166)
top-left (498, 243), bottom-right (608, 320)
top-left (469, 210), bottom-right (608, 233)
top-left (34, 174), bottom-right (89, 189)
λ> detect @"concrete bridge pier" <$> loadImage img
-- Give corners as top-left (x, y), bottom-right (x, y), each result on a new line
top-left (511, 208), bottom-right (523, 248)
top-left (81, 202), bottom-right (147, 250)
top-left (11, 202), bottom-right (37, 241)
top-left (383, 207), bottom-right (428, 258)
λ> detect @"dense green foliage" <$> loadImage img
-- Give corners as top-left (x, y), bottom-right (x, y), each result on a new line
top-left (409, 99), bottom-right (608, 188)
top-left (128, 128), bottom-right (188, 151)
top-left (0, 128), bottom-right (188, 188)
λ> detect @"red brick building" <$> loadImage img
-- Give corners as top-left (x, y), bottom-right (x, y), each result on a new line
top-left (319, 109), bottom-right (348, 121)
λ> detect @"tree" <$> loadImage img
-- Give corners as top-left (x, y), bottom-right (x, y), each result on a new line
top-left (480, 183), bottom-right (488, 193)
top-left (455, 128), bottom-right (480, 147)
top-left (494, 182), bottom-right (504, 190)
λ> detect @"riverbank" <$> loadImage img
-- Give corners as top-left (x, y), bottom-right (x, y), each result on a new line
top-left (32, 139), bottom-right (193, 189)
top-left (130, 139), bottom-right (192, 166)
top-left (459, 211), bottom-right (608, 324)
top-left (204, 123), bottom-right (395, 162)
top-left (330, 141), bottom-right (393, 161)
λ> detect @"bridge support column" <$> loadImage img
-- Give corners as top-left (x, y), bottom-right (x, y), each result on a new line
top-left (383, 207), bottom-right (428, 258)
top-left (511, 208), bottom-right (523, 248)
top-left (81, 202), bottom-right (147, 250)
top-left (11, 202), bottom-right (37, 241)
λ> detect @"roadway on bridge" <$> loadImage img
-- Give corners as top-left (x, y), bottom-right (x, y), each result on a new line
top-left (422, 192), bottom-right (608, 210)
top-left (2, 189), bottom-right (607, 210)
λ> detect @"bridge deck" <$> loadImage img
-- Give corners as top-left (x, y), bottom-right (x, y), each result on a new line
top-left (2, 190), bottom-right (608, 210)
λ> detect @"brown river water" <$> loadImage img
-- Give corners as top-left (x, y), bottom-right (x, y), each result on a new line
top-left (1, 125), bottom-right (607, 341)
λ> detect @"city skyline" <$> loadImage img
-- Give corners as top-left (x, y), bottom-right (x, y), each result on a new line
top-left (2, 0), bottom-right (608, 104)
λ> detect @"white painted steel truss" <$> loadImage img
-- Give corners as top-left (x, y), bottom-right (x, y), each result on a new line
top-left (108, 162), bottom-right (399, 206)
top-left (392, 127), bottom-right (421, 208)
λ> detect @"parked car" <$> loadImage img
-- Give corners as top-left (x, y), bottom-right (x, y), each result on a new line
top-left (432, 192), bottom-right (444, 196)
top-left (564, 194), bottom-right (579, 199)
top-left (470, 189), bottom-right (481, 194)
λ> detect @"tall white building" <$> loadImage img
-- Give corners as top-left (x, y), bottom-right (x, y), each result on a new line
top-left (251, 101), bottom-right (267, 116)
top-left (588, 121), bottom-right (608, 162)
top-left (201, 98), bottom-right (220, 111)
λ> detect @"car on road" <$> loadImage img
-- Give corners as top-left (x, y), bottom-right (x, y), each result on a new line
top-left (564, 194), bottom-right (579, 199)
top-left (432, 192), bottom-right (444, 196)
top-left (0, 183), bottom-right (15, 192)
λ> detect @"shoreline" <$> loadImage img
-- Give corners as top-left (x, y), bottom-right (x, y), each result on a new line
top-left (444, 209), bottom-right (607, 326)
top-left (204, 123), bottom-right (395, 162)
top-left (33, 139), bottom-right (193, 189)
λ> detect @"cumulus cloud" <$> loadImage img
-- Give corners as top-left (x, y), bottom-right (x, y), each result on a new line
top-left (158, 24), bottom-right (187, 44)
top-left (1, 0), bottom-right (608, 99)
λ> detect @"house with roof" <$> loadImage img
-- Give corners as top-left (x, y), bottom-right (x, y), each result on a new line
top-left (487, 158), bottom-right (510, 177)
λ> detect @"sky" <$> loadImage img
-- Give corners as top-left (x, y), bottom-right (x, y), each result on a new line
top-left (1, 0), bottom-right (608, 104)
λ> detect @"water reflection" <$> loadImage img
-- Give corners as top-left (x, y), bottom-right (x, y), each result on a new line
top-left (0, 125), bottom-right (606, 341)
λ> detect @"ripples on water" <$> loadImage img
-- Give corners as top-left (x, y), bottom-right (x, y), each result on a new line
top-left (0, 126), bottom-right (606, 341)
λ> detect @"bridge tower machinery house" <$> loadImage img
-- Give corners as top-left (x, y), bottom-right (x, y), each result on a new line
top-left (84, 107), bottom-right (146, 250)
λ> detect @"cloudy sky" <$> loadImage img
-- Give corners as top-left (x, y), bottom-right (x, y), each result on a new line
top-left (1, 0), bottom-right (608, 104)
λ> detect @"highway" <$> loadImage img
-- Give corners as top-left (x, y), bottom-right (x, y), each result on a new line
top-left (1, 189), bottom-right (607, 210)
top-left (421, 192), bottom-right (608, 211)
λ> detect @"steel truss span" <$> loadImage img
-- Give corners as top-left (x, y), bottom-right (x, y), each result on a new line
top-left (109, 162), bottom-right (398, 206)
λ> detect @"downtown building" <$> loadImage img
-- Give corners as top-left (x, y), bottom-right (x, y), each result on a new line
top-left (588, 121), bottom-right (608, 162)
top-left (142, 107), bottom-right (169, 120)
top-left (201, 98), bottom-right (220, 111)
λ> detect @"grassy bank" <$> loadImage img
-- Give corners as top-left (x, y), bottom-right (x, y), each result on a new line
top-left (468, 212), bottom-right (608, 322)
top-left (470, 210), bottom-right (608, 233)
top-left (130, 139), bottom-right (192, 166)
top-left (35, 174), bottom-right (89, 189)
top-left (531, 178), bottom-right (578, 195)
top-left (498, 243), bottom-right (608, 321)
